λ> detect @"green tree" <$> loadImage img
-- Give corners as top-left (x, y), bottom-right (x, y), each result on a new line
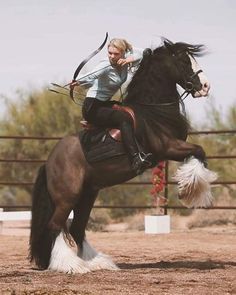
top-left (0, 87), bottom-right (84, 206)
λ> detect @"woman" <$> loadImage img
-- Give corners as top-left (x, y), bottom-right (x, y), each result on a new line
top-left (70, 38), bottom-right (152, 174)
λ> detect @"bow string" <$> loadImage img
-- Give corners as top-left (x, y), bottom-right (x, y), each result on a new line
top-left (69, 32), bottom-right (109, 102)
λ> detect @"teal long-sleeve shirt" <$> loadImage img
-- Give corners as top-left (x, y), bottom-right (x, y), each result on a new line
top-left (77, 48), bottom-right (143, 102)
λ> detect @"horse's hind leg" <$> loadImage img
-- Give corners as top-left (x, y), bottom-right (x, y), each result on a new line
top-left (46, 171), bottom-right (91, 272)
top-left (69, 186), bottom-right (98, 248)
top-left (46, 191), bottom-right (91, 274)
top-left (29, 164), bottom-right (89, 273)
top-left (69, 186), bottom-right (119, 271)
top-left (166, 140), bottom-right (217, 208)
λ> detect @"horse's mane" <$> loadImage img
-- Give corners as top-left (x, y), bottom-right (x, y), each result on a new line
top-left (124, 38), bottom-right (206, 142)
top-left (159, 38), bottom-right (206, 57)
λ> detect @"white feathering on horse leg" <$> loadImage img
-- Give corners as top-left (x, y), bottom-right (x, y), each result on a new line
top-left (48, 232), bottom-right (90, 274)
top-left (78, 239), bottom-right (119, 271)
top-left (173, 157), bottom-right (218, 208)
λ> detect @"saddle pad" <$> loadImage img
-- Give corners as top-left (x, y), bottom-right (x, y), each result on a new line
top-left (79, 129), bottom-right (126, 163)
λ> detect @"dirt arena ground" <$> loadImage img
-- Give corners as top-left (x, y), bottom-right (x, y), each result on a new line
top-left (0, 221), bottom-right (236, 295)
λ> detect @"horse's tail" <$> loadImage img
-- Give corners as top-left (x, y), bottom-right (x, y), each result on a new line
top-left (29, 164), bottom-right (56, 269)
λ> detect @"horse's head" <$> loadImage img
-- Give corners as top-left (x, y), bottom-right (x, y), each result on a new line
top-left (163, 39), bottom-right (210, 98)
top-left (126, 38), bottom-right (211, 105)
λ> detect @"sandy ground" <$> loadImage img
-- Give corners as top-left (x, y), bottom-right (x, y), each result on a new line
top-left (0, 221), bottom-right (236, 295)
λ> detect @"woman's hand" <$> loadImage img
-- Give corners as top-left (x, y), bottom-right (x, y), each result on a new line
top-left (69, 80), bottom-right (79, 91)
top-left (117, 56), bottom-right (135, 66)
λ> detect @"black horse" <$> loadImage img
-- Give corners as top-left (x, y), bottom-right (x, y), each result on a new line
top-left (29, 39), bottom-right (217, 273)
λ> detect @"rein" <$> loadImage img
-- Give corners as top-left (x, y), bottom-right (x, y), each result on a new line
top-left (131, 100), bottom-right (178, 107)
top-left (131, 97), bottom-right (186, 116)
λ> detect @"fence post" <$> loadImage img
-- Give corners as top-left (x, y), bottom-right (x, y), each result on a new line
top-left (164, 161), bottom-right (169, 215)
top-left (0, 208), bottom-right (3, 234)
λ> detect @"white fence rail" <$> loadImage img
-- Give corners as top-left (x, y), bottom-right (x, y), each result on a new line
top-left (0, 210), bottom-right (31, 221)
top-left (0, 209), bottom-right (73, 234)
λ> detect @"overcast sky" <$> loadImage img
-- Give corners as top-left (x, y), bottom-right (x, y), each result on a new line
top-left (1, 0), bottom-right (236, 124)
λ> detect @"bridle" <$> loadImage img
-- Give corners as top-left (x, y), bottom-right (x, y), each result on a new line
top-left (170, 54), bottom-right (203, 115)
top-left (174, 51), bottom-right (203, 100)
top-left (172, 53), bottom-right (203, 115)
top-left (179, 69), bottom-right (203, 100)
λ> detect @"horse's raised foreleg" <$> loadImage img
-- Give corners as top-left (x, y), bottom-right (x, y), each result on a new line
top-left (166, 140), bottom-right (217, 208)
top-left (70, 187), bottom-right (119, 271)
top-left (166, 140), bottom-right (207, 164)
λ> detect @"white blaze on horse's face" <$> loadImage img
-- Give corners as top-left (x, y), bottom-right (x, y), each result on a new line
top-left (189, 54), bottom-right (210, 97)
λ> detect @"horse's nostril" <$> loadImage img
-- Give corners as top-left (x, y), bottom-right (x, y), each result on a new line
top-left (204, 82), bottom-right (210, 90)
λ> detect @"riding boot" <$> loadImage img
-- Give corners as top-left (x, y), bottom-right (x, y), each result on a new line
top-left (120, 121), bottom-right (153, 175)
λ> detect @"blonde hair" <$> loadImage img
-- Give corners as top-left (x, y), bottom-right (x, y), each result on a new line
top-left (108, 38), bottom-right (133, 54)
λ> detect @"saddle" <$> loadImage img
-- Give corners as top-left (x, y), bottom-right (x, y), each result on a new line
top-left (79, 104), bottom-right (137, 163)
top-left (109, 104), bottom-right (136, 141)
top-left (81, 104), bottom-right (136, 141)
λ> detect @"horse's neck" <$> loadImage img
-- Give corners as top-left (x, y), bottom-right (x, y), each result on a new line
top-left (128, 86), bottom-right (179, 106)
top-left (130, 86), bottom-right (183, 156)
top-left (130, 75), bottom-right (179, 105)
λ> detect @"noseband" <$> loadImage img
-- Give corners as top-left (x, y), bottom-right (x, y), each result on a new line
top-left (174, 51), bottom-right (203, 100)
top-left (177, 68), bottom-right (203, 116)
top-left (181, 69), bottom-right (203, 99)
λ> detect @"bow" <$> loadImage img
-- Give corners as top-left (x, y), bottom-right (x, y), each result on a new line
top-left (69, 32), bottom-right (109, 102)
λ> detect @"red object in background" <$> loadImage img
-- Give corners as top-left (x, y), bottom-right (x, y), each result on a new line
top-left (150, 162), bottom-right (167, 207)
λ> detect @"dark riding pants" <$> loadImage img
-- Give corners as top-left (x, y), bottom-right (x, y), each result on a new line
top-left (82, 97), bottom-right (139, 158)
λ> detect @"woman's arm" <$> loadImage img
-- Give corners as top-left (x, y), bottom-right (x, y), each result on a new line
top-left (70, 60), bottom-right (110, 88)
top-left (117, 47), bottom-right (144, 66)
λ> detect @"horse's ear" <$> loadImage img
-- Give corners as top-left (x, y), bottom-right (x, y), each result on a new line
top-left (164, 41), bottom-right (170, 48)
top-left (164, 41), bottom-right (175, 55)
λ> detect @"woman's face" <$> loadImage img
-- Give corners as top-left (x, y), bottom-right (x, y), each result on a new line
top-left (108, 45), bottom-right (124, 65)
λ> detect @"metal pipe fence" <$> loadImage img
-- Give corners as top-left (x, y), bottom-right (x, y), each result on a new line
top-left (0, 130), bottom-right (235, 211)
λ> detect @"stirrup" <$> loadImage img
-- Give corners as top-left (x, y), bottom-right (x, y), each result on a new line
top-left (139, 152), bottom-right (153, 166)
top-left (132, 152), bottom-right (153, 175)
